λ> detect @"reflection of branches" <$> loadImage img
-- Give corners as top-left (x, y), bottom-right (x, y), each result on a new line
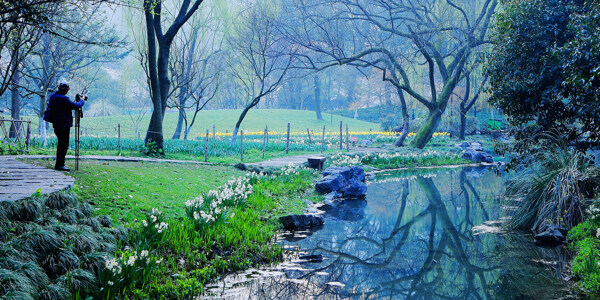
top-left (264, 170), bottom-right (571, 300)
top-left (298, 175), bottom-right (504, 299)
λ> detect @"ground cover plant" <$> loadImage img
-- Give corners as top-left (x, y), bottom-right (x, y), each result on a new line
top-left (568, 214), bottom-right (600, 295)
top-left (328, 148), bottom-right (470, 170)
top-left (0, 190), bottom-right (127, 299)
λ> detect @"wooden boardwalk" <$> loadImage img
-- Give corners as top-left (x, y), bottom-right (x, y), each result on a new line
top-left (0, 157), bottom-right (74, 202)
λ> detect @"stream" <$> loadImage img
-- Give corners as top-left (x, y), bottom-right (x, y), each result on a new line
top-left (205, 166), bottom-right (574, 299)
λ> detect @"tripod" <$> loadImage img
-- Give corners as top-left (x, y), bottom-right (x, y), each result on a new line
top-left (75, 107), bottom-right (82, 171)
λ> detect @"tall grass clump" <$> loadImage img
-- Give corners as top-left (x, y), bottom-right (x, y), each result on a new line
top-left (505, 137), bottom-right (600, 232)
top-left (0, 191), bottom-right (125, 300)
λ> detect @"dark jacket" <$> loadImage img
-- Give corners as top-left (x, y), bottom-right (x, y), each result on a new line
top-left (48, 93), bottom-right (85, 129)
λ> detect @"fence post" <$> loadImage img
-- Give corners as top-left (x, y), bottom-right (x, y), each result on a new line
top-left (339, 121), bottom-right (343, 150)
top-left (321, 126), bottom-right (325, 153)
top-left (213, 124), bottom-right (216, 141)
top-left (307, 128), bottom-right (312, 143)
top-left (266, 125), bottom-right (269, 144)
top-left (205, 129), bottom-right (209, 162)
top-left (117, 124), bottom-right (121, 156)
top-left (346, 124), bottom-right (349, 152)
top-left (240, 130), bottom-right (244, 162)
top-left (262, 127), bottom-right (266, 159)
top-left (286, 123), bottom-right (290, 154)
top-left (369, 128), bottom-right (372, 139)
top-left (85, 128), bottom-right (88, 136)
top-left (26, 121), bottom-right (31, 152)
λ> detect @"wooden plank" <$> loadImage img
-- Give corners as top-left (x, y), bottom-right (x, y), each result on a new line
top-left (0, 158), bottom-right (75, 202)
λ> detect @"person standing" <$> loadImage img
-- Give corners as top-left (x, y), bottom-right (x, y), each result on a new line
top-left (48, 80), bottom-right (85, 171)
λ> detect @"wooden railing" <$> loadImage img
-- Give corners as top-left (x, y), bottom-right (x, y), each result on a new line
top-left (0, 119), bottom-right (31, 154)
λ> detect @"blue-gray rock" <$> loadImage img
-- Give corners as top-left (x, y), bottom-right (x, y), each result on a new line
top-left (360, 138), bottom-right (373, 146)
top-left (340, 182), bottom-right (368, 198)
top-left (315, 175), bottom-right (343, 194)
top-left (462, 149), bottom-right (494, 163)
top-left (279, 214), bottom-right (324, 230)
top-left (534, 230), bottom-right (566, 247)
top-left (458, 141), bottom-right (470, 148)
top-left (318, 166), bottom-right (367, 198)
top-left (323, 166), bottom-right (365, 182)
top-left (469, 142), bottom-right (484, 152)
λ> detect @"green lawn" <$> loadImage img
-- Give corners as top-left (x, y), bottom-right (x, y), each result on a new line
top-left (21, 109), bottom-right (379, 139)
top-left (26, 159), bottom-right (244, 225)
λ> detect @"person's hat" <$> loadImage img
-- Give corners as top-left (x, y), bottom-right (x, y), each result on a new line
top-left (58, 79), bottom-right (69, 90)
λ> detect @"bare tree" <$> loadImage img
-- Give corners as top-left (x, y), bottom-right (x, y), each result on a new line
top-left (141, 0), bottom-right (207, 152)
top-left (20, 4), bottom-right (124, 144)
top-left (168, 7), bottom-right (223, 140)
top-left (285, 0), bottom-right (497, 148)
top-left (456, 70), bottom-right (488, 140)
top-left (228, 2), bottom-right (296, 145)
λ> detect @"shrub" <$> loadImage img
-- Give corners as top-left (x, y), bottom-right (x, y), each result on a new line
top-left (571, 237), bottom-right (600, 293)
top-left (505, 139), bottom-right (600, 232)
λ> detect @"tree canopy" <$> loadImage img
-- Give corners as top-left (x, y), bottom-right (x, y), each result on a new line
top-left (487, 0), bottom-right (600, 149)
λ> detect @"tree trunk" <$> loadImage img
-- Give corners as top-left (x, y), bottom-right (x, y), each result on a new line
top-left (172, 88), bottom-right (186, 140)
top-left (172, 109), bottom-right (184, 139)
top-left (459, 103), bottom-right (467, 140)
top-left (184, 127), bottom-right (191, 140)
top-left (393, 88), bottom-right (410, 147)
top-left (410, 108), bottom-right (443, 149)
top-left (9, 63), bottom-right (20, 138)
top-left (143, 6), bottom-right (164, 152)
top-left (314, 75), bottom-right (323, 120)
top-left (157, 45), bottom-right (170, 119)
top-left (230, 101), bottom-right (258, 145)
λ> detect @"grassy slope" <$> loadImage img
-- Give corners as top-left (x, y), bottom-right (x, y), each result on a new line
top-left (27, 159), bottom-right (244, 225)
top-left (67, 109), bottom-right (379, 138)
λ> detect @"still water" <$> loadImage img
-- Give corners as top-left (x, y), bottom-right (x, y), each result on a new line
top-left (207, 167), bottom-right (573, 299)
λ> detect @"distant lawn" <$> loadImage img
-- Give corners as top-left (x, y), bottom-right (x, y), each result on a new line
top-left (22, 109), bottom-right (379, 139)
top-left (25, 159), bottom-right (244, 225)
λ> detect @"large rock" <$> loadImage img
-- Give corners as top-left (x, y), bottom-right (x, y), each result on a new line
top-left (315, 175), bottom-right (343, 194)
top-left (462, 146), bottom-right (494, 163)
top-left (340, 182), bottom-right (368, 198)
top-left (279, 214), bottom-right (324, 230)
top-left (360, 138), bottom-right (373, 146)
top-left (534, 225), bottom-right (567, 247)
top-left (316, 166), bottom-right (367, 198)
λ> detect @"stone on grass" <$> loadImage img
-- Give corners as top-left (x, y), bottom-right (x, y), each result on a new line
top-left (279, 214), bottom-right (324, 230)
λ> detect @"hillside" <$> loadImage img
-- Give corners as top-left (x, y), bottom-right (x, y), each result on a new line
top-left (76, 109), bottom-right (380, 138)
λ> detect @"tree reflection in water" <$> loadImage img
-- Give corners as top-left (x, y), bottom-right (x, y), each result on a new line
top-left (206, 168), bottom-right (573, 299)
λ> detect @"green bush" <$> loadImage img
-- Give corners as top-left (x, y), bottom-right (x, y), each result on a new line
top-left (571, 236), bottom-right (600, 293)
top-left (504, 138), bottom-right (600, 232)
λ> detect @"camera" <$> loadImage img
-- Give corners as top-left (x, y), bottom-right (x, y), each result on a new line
top-left (76, 94), bottom-right (88, 101)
